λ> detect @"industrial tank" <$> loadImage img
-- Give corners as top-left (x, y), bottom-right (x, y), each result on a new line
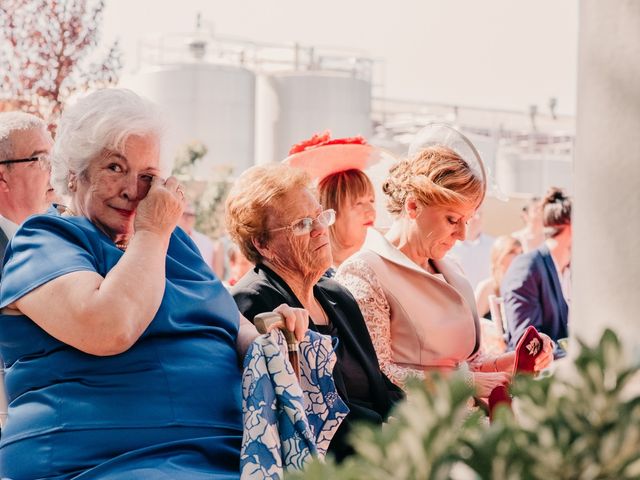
top-left (496, 134), bottom-right (573, 196)
top-left (256, 69), bottom-right (373, 164)
top-left (128, 62), bottom-right (255, 177)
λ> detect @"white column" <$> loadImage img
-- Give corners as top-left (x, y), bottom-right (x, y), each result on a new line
top-left (572, 1), bottom-right (640, 360)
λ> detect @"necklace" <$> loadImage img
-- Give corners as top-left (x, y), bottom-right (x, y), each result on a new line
top-left (114, 240), bottom-right (128, 251)
top-left (60, 205), bottom-right (76, 217)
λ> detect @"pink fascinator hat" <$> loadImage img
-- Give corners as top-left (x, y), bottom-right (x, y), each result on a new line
top-left (283, 131), bottom-right (383, 181)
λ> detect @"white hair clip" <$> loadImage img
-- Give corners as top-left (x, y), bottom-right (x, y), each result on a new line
top-left (408, 123), bottom-right (507, 202)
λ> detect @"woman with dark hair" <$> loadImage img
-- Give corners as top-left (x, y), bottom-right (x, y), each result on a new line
top-left (501, 187), bottom-right (572, 355)
top-left (318, 169), bottom-right (376, 270)
top-left (283, 132), bottom-right (379, 274)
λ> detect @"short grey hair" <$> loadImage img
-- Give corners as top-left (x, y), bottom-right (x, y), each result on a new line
top-left (0, 111), bottom-right (46, 160)
top-left (52, 88), bottom-right (166, 196)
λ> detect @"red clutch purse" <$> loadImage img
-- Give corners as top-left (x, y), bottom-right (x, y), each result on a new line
top-left (512, 326), bottom-right (544, 375)
top-left (489, 326), bottom-right (544, 420)
top-left (488, 385), bottom-right (511, 422)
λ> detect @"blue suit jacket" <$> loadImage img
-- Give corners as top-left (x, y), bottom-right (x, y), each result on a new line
top-left (501, 245), bottom-right (569, 352)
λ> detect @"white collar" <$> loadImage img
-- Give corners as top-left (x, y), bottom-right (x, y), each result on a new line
top-left (363, 228), bottom-right (463, 286)
top-left (363, 228), bottom-right (481, 353)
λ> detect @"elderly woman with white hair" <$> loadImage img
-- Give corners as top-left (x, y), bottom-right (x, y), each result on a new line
top-left (0, 88), bottom-right (307, 479)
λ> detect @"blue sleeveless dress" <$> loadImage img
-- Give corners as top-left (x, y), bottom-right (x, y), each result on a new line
top-left (0, 213), bottom-right (243, 479)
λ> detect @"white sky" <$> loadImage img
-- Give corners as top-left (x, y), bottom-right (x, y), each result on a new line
top-left (102, 0), bottom-right (578, 115)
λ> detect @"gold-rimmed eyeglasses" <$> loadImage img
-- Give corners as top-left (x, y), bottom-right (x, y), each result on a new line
top-left (0, 154), bottom-right (51, 171)
top-left (269, 209), bottom-right (336, 236)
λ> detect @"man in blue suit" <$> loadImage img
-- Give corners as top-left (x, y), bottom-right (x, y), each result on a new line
top-left (502, 188), bottom-right (572, 357)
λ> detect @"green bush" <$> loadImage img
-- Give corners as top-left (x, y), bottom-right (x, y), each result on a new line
top-left (290, 330), bottom-right (640, 480)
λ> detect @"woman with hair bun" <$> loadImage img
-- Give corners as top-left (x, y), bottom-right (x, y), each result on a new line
top-left (335, 125), bottom-right (554, 396)
top-left (501, 187), bottom-right (572, 355)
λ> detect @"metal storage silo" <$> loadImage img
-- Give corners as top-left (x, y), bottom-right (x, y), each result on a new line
top-left (254, 45), bottom-right (376, 164)
top-left (496, 134), bottom-right (573, 196)
top-left (121, 26), bottom-right (257, 178)
top-left (269, 72), bottom-right (371, 162)
top-left (131, 63), bottom-right (255, 177)
top-left (496, 149), bottom-right (543, 196)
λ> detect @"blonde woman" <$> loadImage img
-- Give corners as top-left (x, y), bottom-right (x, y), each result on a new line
top-left (335, 124), bottom-right (553, 396)
top-left (318, 169), bottom-right (376, 269)
top-left (474, 235), bottom-right (523, 318)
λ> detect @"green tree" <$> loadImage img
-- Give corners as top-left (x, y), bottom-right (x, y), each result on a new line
top-left (290, 330), bottom-right (640, 480)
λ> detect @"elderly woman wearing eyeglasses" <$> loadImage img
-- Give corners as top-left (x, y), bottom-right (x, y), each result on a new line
top-left (227, 164), bottom-right (403, 462)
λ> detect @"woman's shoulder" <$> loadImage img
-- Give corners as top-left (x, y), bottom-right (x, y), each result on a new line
top-left (230, 265), bottom-right (287, 304)
top-left (230, 266), bottom-right (287, 321)
top-left (18, 208), bottom-right (100, 242)
top-left (10, 214), bottom-right (104, 260)
top-left (316, 275), bottom-right (356, 300)
top-left (231, 265), bottom-right (272, 292)
top-left (1, 212), bottom-right (105, 307)
top-left (334, 253), bottom-right (387, 301)
top-left (337, 249), bottom-right (383, 275)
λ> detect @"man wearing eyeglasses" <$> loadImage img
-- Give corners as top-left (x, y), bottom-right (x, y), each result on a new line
top-left (0, 111), bottom-right (55, 268)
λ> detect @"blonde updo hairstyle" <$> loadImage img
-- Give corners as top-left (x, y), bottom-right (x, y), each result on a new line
top-left (225, 164), bottom-right (311, 264)
top-left (382, 145), bottom-right (485, 216)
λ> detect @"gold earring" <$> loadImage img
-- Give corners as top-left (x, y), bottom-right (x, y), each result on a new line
top-left (68, 181), bottom-right (74, 191)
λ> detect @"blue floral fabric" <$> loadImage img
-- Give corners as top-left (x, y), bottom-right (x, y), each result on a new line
top-left (241, 330), bottom-right (348, 479)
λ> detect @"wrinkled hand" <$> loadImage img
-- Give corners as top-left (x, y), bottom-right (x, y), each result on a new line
top-left (135, 176), bottom-right (185, 237)
top-left (534, 333), bottom-right (554, 372)
top-left (269, 304), bottom-right (309, 342)
top-left (472, 371), bottom-right (512, 398)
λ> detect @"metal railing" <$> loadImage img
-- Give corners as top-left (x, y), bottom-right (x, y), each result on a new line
top-left (135, 32), bottom-right (378, 83)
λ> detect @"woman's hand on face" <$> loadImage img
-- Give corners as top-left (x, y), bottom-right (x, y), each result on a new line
top-left (534, 333), bottom-right (555, 372)
top-left (472, 371), bottom-right (511, 398)
top-left (272, 304), bottom-right (309, 342)
top-left (135, 176), bottom-right (185, 237)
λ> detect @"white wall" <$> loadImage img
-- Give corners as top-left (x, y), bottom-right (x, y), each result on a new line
top-left (572, 0), bottom-right (640, 361)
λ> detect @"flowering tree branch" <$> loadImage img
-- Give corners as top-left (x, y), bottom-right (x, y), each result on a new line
top-left (0, 0), bottom-right (121, 122)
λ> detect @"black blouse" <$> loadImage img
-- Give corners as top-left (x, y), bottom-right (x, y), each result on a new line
top-left (232, 263), bottom-right (403, 461)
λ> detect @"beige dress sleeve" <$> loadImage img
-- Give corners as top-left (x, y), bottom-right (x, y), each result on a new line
top-left (335, 257), bottom-right (424, 389)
